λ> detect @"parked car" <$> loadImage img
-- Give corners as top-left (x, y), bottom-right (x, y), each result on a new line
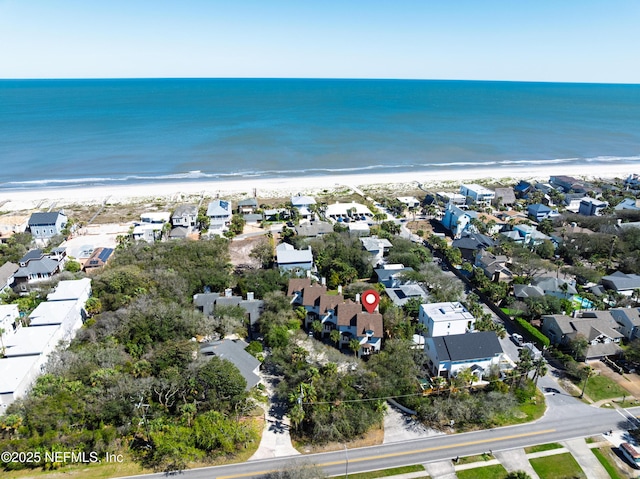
top-left (512, 333), bottom-right (524, 347)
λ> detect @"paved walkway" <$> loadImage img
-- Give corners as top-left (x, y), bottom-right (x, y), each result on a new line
top-left (248, 373), bottom-right (300, 460)
top-left (562, 438), bottom-right (610, 479)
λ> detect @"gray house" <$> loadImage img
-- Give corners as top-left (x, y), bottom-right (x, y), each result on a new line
top-left (13, 249), bottom-right (65, 292)
top-left (200, 339), bottom-right (261, 390)
top-left (275, 243), bottom-right (313, 271)
top-left (171, 204), bottom-right (198, 229)
top-left (28, 211), bottom-right (67, 240)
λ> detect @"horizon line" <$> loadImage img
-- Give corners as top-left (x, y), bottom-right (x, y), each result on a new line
top-left (0, 76), bottom-right (639, 86)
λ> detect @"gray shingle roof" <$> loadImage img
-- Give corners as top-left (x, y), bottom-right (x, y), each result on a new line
top-left (28, 211), bottom-right (64, 226)
top-left (601, 271), bottom-right (640, 292)
top-left (433, 331), bottom-right (502, 362)
top-left (200, 339), bottom-right (261, 390)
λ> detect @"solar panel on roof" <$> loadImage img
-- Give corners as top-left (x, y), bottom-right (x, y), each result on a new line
top-left (97, 248), bottom-right (114, 262)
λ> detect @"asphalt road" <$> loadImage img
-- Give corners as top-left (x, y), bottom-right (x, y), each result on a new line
top-left (117, 403), bottom-right (640, 479)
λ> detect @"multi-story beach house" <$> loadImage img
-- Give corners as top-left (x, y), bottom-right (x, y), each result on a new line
top-left (419, 302), bottom-right (475, 337)
top-left (13, 248), bottom-right (66, 292)
top-left (27, 211), bottom-right (68, 241)
top-left (441, 203), bottom-right (477, 239)
top-left (171, 204), bottom-right (198, 230)
top-left (459, 184), bottom-right (495, 206)
top-left (276, 243), bottom-right (313, 272)
top-left (290, 195), bottom-right (316, 220)
top-left (206, 200), bottom-right (233, 232)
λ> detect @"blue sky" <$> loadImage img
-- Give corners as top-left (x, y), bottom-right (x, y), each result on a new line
top-left (0, 0), bottom-right (638, 82)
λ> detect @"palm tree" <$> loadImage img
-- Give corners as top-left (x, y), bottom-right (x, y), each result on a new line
top-left (349, 338), bottom-right (361, 357)
top-left (532, 357), bottom-right (548, 387)
top-left (311, 320), bottom-right (322, 338)
top-left (330, 329), bottom-right (341, 348)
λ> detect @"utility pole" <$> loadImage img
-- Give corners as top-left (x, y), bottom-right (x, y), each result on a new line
top-left (579, 367), bottom-right (593, 399)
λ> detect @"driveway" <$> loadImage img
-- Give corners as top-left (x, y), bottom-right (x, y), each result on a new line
top-left (383, 404), bottom-right (443, 443)
top-left (248, 373), bottom-right (300, 460)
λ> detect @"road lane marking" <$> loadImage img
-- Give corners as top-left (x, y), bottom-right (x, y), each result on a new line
top-left (217, 428), bottom-right (556, 478)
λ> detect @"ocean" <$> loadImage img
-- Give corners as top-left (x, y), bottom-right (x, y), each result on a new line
top-left (0, 78), bottom-right (639, 190)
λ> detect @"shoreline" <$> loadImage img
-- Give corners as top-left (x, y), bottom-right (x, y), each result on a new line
top-left (0, 163), bottom-right (636, 213)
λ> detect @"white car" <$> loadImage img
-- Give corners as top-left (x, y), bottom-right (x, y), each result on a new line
top-left (512, 333), bottom-right (524, 346)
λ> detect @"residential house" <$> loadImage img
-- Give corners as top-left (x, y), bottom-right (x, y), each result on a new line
top-left (0, 214), bottom-right (29, 243)
top-left (295, 221), bottom-right (334, 237)
top-left (419, 302), bottom-right (475, 337)
top-left (194, 290), bottom-right (264, 337)
top-left (476, 213), bottom-right (505, 235)
top-left (451, 231), bottom-right (494, 261)
top-left (0, 262), bottom-right (18, 293)
top-left (263, 208), bottom-right (289, 222)
top-left (242, 213), bottom-right (264, 227)
top-left (397, 196), bottom-right (421, 209)
top-left (492, 187), bottom-right (516, 207)
top-left (615, 198), bottom-right (640, 212)
top-left (133, 212), bottom-right (171, 243)
top-left (460, 184), bottom-right (495, 206)
top-left (503, 224), bottom-right (552, 247)
top-left (385, 284), bottom-right (429, 307)
top-left (563, 194), bottom-right (588, 213)
top-left (348, 222), bottom-right (370, 237)
top-left (206, 200), bottom-right (233, 232)
top-left (0, 279), bottom-right (90, 410)
top-left (436, 192), bottom-right (466, 206)
top-left (441, 203), bottom-right (478, 239)
top-left (171, 204), bottom-right (198, 231)
top-left (13, 249), bottom-right (65, 293)
top-left (360, 237), bottom-right (393, 266)
top-left (610, 308), bottom-right (640, 341)
top-left (624, 174), bottom-right (640, 189)
top-left (82, 247), bottom-right (114, 272)
top-left (237, 198), bottom-right (259, 214)
top-left (513, 277), bottom-right (577, 301)
top-left (0, 304), bottom-right (20, 343)
top-left (200, 339), bottom-right (261, 390)
top-left (578, 198), bottom-right (608, 216)
top-left (335, 300), bottom-right (383, 357)
top-left (291, 195), bottom-right (316, 220)
top-left (550, 175), bottom-right (583, 193)
top-left (514, 180), bottom-right (535, 199)
top-left (27, 211), bottom-right (68, 241)
top-left (527, 203), bottom-right (557, 222)
top-left (601, 271), bottom-right (640, 297)
top-left (424, 331), bottom-right (503, 379)
top-left (475, 251), bottom-right (512, 282)
top-left (276, 243), bottom-right (313, 272)
top-left (374, 264), bottom-right (414, 288)
top-left (541, 313), bottom-right (623, 359)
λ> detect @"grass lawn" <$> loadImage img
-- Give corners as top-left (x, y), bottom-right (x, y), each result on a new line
top-left (456, 464), bottom-right (508, 479)
top-left (524, 442), bottom-right (563, 454)
top-left (345, 464), bottom-right (426, 479)
top-left (592, 447), bottom-right (628, 479)
top-left (577, 374), bottom-right (629, 402)
top-left (530, 452), bottom-right (586, 479)
top-left (456, 453), bottom-right (494, 465)
top-left (494, 389), bottom-right (546, 426)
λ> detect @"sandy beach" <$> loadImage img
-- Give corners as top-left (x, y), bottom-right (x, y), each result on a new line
top-left (0, 163), bottom-right (636, 213)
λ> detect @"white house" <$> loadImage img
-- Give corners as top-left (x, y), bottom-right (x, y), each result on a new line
top-left (424, 331), bottom-right (503, 378)
top-left (291, 195), bottom-right (316, 220)
top-left (0, 279), bottom-right (91, 410)
top-left (419, 302), bottom-right (475, 337)
top-left (460, 184), bottom-right (495, 206)
top-left (0, 304), bottom-right (20, 344)
top-left (206, 200), bottom-right (233, 232)
top-left (360, 237), bottom-right (393, 265)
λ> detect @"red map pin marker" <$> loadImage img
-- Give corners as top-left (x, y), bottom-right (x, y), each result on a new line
top-left (362, 289), bottom-right (380, 313)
